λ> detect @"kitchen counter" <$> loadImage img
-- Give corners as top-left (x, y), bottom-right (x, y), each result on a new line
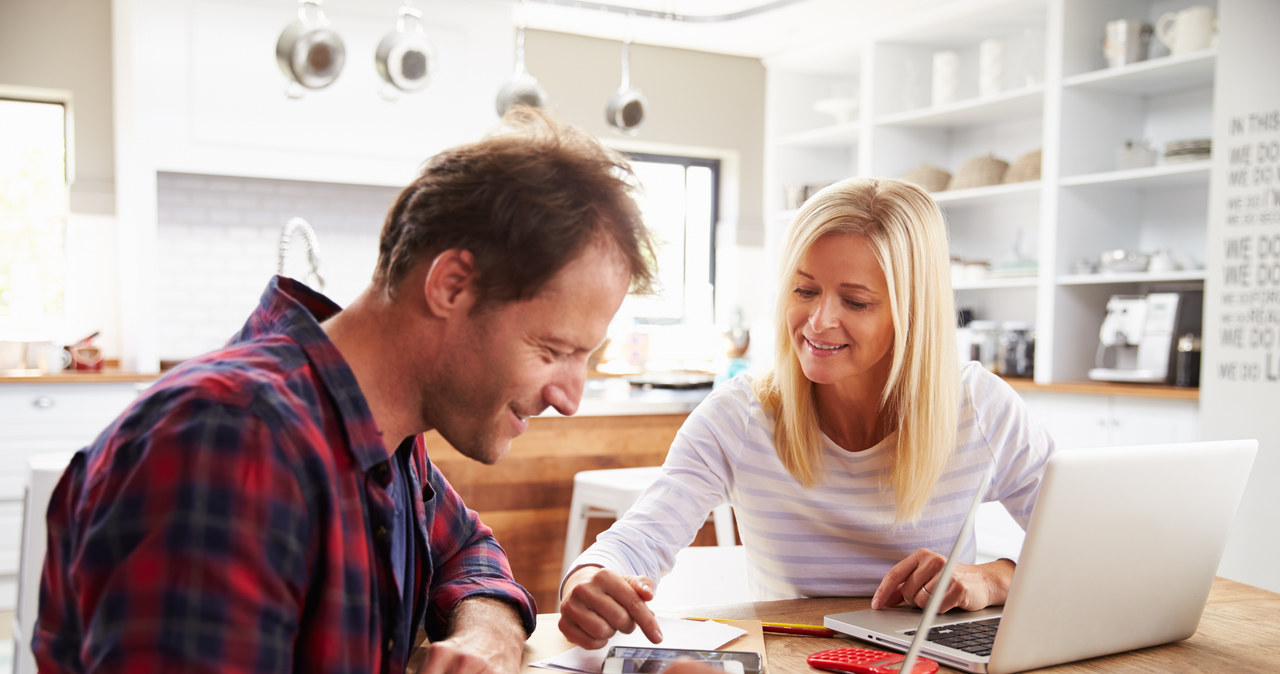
top-left (0, 367), bottom-right (158, 384)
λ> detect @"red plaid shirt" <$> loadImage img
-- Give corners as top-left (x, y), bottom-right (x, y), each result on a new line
top-left (35, 276), bottom-right (536, 673)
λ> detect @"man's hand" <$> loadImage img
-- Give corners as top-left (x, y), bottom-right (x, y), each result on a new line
top-left (871, 549), bottom-right (1016, 613)
top-left (558, 565), bottom-right (663, 650)
top-left (419, 597), bottom-right (527, 674)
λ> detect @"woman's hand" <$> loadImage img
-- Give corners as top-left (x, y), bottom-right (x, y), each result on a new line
top-left (871, 549), bottom-right (1016, 612)
top-left (558, 565), bottom-right (663, 649)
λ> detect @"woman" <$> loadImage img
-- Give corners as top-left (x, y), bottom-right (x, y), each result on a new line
top-left (557, 177), bottom-right (1054, 649)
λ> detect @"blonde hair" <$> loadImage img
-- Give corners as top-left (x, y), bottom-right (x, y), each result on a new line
top-left (753, 177), bottom-right (959, 523)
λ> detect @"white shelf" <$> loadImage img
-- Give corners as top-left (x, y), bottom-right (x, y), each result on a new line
top-left (775, 121), bottom-right (860, 148)
top-left (1057, 270), bottom-right (1207, 286)
top-left (932, 180), bottom-right (1041, 206)
top-left (1061, 162), bottom-right (1211, 190)
top-left (954, 277), bottom-right (1039, 290)
top-left (1063, 50), bottom-right (1216, 96)
top-left (874, 86), bottom-right (1045, 128)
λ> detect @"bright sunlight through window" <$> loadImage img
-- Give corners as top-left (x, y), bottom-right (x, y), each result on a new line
top-left (0, 97), bottom-right (69, 335)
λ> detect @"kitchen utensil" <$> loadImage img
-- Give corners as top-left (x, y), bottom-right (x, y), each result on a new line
top-left (1099, 249), bottom-right (1150, 273)
top-left (495, 23), bottom-right (548, 116)
top-left (1156, 5), bottom-right (1216, 56)
top-left (276, 0), bottom-right (345, 96)
top-left (605, 38), bottom-right (646, 135)
top-left (979, 38), bottom-right (1004, 97)
top-left (1103, 19), bottom-right (1152, 67)
top-left (375, 2), bottom-right (435, 97)
top-left (931, 50), bottom-right (958, 106)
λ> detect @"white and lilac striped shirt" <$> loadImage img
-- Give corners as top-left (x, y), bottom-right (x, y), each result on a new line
top-left (572, 361), bottom-right (1054, 600)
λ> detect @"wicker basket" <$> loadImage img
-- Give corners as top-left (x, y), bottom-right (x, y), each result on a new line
top-left (1003, 148), bottom-right (1042, 183)
top-left (901, 163), bottom-right (952, 192)
top-left (948, 153), bottom-right (1009, 190)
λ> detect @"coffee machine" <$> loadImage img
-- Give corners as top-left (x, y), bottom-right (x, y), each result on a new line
top-left (1088, 291), bottom-right (1202, 384)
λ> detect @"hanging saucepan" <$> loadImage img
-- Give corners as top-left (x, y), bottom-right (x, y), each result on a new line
top-left (376, 3), bottom-right (435, 95)
top-left (276, 0), bottom-right (345, 94)
top-left (606, 39), bottom-right (646, 135)
top-left (495, 24), bottom-right (549, 116)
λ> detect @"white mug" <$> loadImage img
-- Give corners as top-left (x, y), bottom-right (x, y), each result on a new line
top-left (1156, 5), bottom-right (1216, 55)
top-left (979, 39), bottom-right (1005, 97)
top-left (932, 50), bottom-right (959, 106)
top-left (1104, 19), bottom-right (1152, 67)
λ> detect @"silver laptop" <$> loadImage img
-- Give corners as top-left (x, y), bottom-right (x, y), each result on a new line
top-left (825, 439), bottom-right (1258, 674)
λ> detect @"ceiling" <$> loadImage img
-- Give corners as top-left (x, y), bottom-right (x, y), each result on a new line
top-left (516, 0), bottom-right (959, 61)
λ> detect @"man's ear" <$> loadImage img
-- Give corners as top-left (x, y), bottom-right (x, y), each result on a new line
top-left (422, 249), bottom-right (478, 318)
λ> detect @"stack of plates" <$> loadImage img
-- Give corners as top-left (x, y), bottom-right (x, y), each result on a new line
top-left (1164, 138), bottom-right (1211, 164)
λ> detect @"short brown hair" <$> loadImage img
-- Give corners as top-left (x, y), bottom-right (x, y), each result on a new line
top-left (374, 107), bottom-right (656, 304)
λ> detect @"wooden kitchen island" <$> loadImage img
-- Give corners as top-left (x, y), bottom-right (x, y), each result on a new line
top-left (426, 379), bottom-right (719, 610)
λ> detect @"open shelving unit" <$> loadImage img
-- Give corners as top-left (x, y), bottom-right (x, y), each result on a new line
top-left (763, 0), bottom-right (1218, 386)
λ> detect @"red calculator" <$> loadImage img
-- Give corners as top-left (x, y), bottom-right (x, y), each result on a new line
top-left (806, 647), bottom-right (939, 674)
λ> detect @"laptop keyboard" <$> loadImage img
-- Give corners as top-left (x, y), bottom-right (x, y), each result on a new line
top-left (905, 617), bottom-right (1002, 656)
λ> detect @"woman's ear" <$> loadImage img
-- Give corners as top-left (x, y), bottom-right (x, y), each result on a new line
top-left (422, 249), bottom-right (477, 318)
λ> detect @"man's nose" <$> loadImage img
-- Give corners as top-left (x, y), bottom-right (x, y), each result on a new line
top-left (542, 365), bottom-right (585, 416)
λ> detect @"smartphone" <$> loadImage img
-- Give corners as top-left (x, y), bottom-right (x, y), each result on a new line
top-left (606, 646), bottom-right (762, 674)
top-left (602, 656), bottom-right (745, 674)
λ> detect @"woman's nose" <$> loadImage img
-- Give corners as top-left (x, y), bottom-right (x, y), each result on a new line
top-left (809, 296), bottom-right (840, 331)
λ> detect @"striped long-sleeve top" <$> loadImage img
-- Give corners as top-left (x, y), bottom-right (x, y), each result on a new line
top-left (572, 361), bottom-right (1054, 600)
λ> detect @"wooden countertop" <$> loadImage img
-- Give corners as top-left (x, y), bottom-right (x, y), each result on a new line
top-left (0, 368), bottom-right (1199, 401)
top-left (520, 577), bottom-right (1279, 673)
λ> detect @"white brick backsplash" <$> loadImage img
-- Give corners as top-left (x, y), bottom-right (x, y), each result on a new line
top-left (156, 172), bottom-right (397, 361)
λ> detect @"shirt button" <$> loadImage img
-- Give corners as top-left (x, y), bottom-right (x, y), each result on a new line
top-left (376, 526), bottom-right (389, 543)
top-left (386, 638), bottom-right (395, 652)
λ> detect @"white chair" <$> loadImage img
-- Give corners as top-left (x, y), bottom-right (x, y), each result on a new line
top-left (562, 466), bottom-right (735, 578)
top-left (648, 544), bottom-right (751, 610)
top-left (13, 451), bottom-right (77, 674)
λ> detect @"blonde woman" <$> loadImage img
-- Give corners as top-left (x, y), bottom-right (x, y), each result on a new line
top-left (557, 177), bottom-right (1055, 650)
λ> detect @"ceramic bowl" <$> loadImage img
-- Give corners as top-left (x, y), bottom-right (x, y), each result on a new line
top-left (1099, 249), bottom-right (1150, 273)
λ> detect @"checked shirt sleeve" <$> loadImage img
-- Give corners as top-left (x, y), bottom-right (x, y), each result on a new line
top-left (420, 458), bottom-right (537, 638)
top-left (36, 394), bottom-right (316, 673)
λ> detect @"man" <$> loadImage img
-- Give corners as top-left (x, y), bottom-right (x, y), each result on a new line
top-left (34, 108), bottom-right (655, 674)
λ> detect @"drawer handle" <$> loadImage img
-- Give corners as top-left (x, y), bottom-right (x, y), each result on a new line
top-left (32, 395), bottom-right (55, 409)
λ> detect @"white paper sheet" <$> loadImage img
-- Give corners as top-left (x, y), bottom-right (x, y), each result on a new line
top-left (530, 616), bottom-right (747, 674)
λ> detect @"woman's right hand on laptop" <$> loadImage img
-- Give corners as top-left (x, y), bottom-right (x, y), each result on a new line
top-left (559, 565), bottom-right (663, 649)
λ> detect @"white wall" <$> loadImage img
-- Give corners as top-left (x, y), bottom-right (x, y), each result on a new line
top-left (1202, 0), bottom-right (1280, 593)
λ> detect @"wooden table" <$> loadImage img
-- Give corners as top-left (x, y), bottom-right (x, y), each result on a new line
top-left (523, 577), bottom-right (1280, 673)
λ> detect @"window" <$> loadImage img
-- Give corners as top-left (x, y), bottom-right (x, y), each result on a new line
top-left (0, 95), bottom-right (69, 335)
top-left (623, 152), bottom-right (720, 324)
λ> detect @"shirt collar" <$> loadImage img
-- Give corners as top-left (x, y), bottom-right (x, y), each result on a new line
top-left (235, 275), bottom-right (391, 472)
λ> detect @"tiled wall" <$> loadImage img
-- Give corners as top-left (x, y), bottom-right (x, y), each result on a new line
top-left (155, 172), bottom-right (400, 361)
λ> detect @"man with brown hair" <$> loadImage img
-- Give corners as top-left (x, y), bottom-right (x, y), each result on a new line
top-left (36, 108), bottom-right (655, 674)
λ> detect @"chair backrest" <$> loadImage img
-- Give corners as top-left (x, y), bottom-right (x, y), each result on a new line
top-left (648, 545), bottom-right (751, 610)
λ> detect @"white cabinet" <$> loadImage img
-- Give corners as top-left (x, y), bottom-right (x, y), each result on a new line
top-left (1017, 389), bottom-right (1201, 449)
top-left (0, 382), bottom-right (144, 610)
top-left (762, 0), bottom-right (1218, 386)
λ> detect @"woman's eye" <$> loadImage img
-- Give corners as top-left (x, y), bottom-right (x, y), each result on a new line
top-left (844, 299), bottom-right (869, 310)
top-left (792, 288), bottom-right (817, 298)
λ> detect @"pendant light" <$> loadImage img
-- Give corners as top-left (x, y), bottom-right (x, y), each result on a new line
top-left (276, 0), bottom-right (346, 98)
top-left (495, 2), bottom-right (549, 116)
top-left (376, 0), bottom-right (436, 99)
top-left (605, 34), bottom-right (646, 135)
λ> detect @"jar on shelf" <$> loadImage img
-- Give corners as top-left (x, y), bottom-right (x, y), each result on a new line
top-left (966, 320), bottom-right (1000, 372)
top-left (999, 321), bottom-right (1035, 378)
